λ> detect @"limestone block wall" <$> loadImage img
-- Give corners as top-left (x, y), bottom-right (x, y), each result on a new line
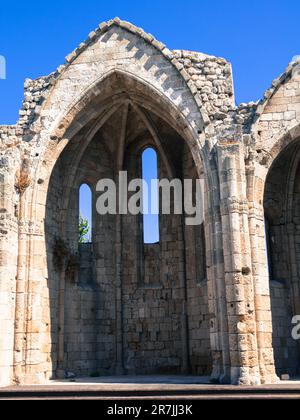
top-left (64, 281), bottom-right (100, 376)
top-left (261, 124), bottom-right (300, 376)
top-left (254, 60), bottom-right (300, 157)
top-left (270, 281), bottom-right (298, 376)
top-left (0, 127), bottom-right (22, 386)
top-left (45, 132), bottom-right (117, 377)
top-left (143, 244), bottom-right (160, 286)
top-left (122, 144), bottom-right (185, 374)
top-left (175, 50), bottom-right (235, 123)
top-left (122, 218), bottom-right (191, 376)
top-left (182, 144), bottom-right (211, 375)
top-left (247, 59), bottom-right (300, 380)
top-left (44, 157), bottom-right (62, 378)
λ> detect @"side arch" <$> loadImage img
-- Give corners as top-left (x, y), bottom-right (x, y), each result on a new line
top-left (246, 122), bottom-right (300, 381)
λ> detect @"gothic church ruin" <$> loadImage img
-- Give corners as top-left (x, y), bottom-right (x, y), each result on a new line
top-left (1, 18), bottom-right (300, 386)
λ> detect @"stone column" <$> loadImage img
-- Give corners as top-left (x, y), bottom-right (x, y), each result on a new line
top-left (0, 165), bottom-right (18, 386)
top-left (13, 162), bottom-right (32, 384)
top-left (181, 217), bottom-right (191, 375)
top-left (206, 162), bottom-right (231, 383)
top-left (114, 105), bottom-right (128, 375)
top-left (114, 208), bottom-right (124, 375)
top-left (246, 163), bottom-right (279, 384)
top-left (217, 140), bottom-right (261, 385)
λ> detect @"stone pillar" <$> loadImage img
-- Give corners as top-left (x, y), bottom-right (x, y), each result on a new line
top-left (246, 163), bottom-right (279, 384)
top-left (114, 105), bottom-right (128, 375)
top-left (114, 208), bottom-right (124, 375)
top-left (206, 162), bottom-right (231, 383)
top-left (0, 166), bottom-right (18, 386)
top-left (217, 140), bottom-right (261, 385)
top-left (11, 157), bottom-right (54, 385)
top-left (180, 218), bottom-right (190, 375)
top-left (13, 162), bottom-right (33, 384)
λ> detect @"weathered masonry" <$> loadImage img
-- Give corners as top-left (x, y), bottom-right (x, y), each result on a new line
top-left (1, 18), bottom-right (300, 386)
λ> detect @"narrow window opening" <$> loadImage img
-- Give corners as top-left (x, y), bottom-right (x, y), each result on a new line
top-left (142, 148), bottom-right (159, 244)
top-left (79, 183), bottom-right (92, 243)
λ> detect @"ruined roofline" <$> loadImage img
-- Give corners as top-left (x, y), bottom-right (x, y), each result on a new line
top-left (20, 17), bottom-right (196, 93)
top-left (22, 18), bottom-right (230, 88)
top-left (3, 17), bottom-right (228, 130)
top-left (234, 56), bottom-right (300, 131)
top-left (253, 56), bottom-right (300, 120)
top-left (173, 49), bottom-right (228, 64)
top-left (1, 17), bottom-right (299, 132)
top-left (1, 17), bottom-right (175, 131)
top-left (20, 15), bottom-right (298, 113)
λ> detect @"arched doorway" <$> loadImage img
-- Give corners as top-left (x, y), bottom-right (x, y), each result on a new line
top-left (264, 138), bottom-right (300, 377)
top-left (45, 80), bottom-right (211, 378)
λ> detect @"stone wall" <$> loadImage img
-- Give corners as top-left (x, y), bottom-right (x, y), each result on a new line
top-left (175, 50), bottom-right (235, 122)
top-left (270, 281), bottom-right (298, 376)
top-left (143, 244), bottom-right (161, 286)
top-left (182, 143), bottom-right (211, 375)
top-left (263, 135), bottom-right (300, 376)
top-left (45, 130), bottom-right (117, 377)
top-left (121, 136), bottom-right (211, 375)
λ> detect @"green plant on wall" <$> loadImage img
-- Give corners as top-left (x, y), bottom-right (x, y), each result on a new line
top-left (78, 214), bottom-right (90, 243)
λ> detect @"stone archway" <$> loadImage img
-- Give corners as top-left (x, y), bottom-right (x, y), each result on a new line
top-left (264, 137), bottom-right (300, 377)
top-left (42, 74), bottom-right (212, 378)
top-left (9, 19), bottom-right (226, 385)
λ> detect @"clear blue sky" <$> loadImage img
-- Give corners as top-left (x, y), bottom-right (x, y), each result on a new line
top-left (1, 0), bottom-right (299, 242)
top-left (1, 0), bottom-right (299, 124)
top-left (142, 148), bottom-right (159, 244)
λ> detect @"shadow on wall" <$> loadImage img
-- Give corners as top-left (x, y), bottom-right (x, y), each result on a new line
top-left (264, 138), bottom-right (300, 377)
